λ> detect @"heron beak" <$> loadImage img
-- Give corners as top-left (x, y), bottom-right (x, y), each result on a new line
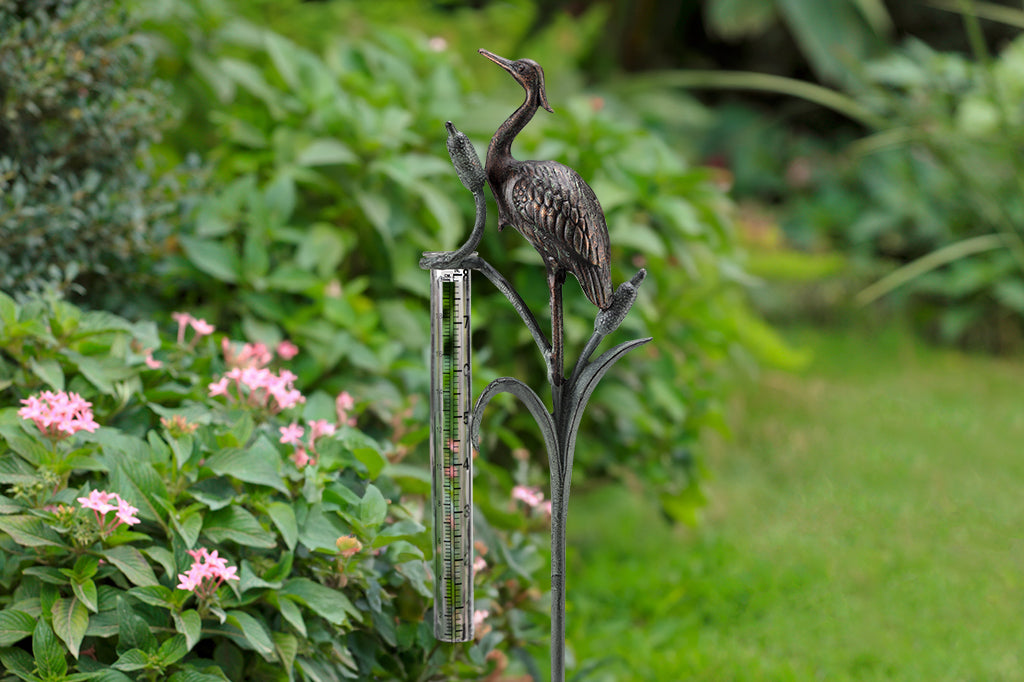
top-left (478, 49), bottom-right (514, 72)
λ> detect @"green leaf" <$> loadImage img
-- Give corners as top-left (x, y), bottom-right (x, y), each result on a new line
top-left (168, 668), bottom-right (231, 682)
top-left (0, 290), bottom-right (17, 325)
top-left (29, 358), bottom-right (64, 391)
top-left (71, 578), bottom-right (98, 613)
top-left (202, 506), bottom-right (275, 548)
top-left (0, 646), bottom-right (35, 681)
top-left (109, 455), bottom-right (169, 528)
top-left (51, 597), bottom-right (89, 659)
top-left (274, 595), bottom-right (306, 637)
top-left (264, 265), bottom-right (320, 293)
top-left (112, 648), bottom-right (151, 672)
top-left (371, 518), bottom-right (426, 548)
top-left (72, 554), bottom-right (100, 580)
top-left (157, 634), bottom-right (189, 666)
top-left (273, 632), bottom-right (298, 678)
top-left (295, 138), bottom-right (357, 166)
top-left (103, 546), bottom-right (158, 587)
top-left (0, 610), bottom-right (36, 646)
top-left (127, 585), bottom-right (174, 609)
top-left (352, 447), bottom-right (387, 480)
top-left (117, 597), bottom-right (158, 653)
top-left (298, 504), bottom-right (348, 553)
top-left (705, 0), bottom-right (778, 39)
top-left (359, 484), bottom-right (388, 528)
top-left (280, 578), bottom-right (360, 626)
top-left (33, 618), bottom-right (66, 679)
top-left (226, 610), bottom-right (275, 659)
top-left (204, 436), bottom-right (288, 494)
top-left (172, 610), bottom-right (202, 651)
top-left (180, 236), bottom-right (241, 283)
top-left (0, 515), bottom-right (65, 547)
top-left (267, 502), bottom-right (298, 550)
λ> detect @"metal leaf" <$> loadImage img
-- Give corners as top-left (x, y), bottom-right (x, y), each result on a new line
top-left (471, 377), bottom-right (558, 475)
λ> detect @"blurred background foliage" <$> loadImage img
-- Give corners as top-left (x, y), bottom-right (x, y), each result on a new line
top-left (6, 0), bottom-right (1024, 677)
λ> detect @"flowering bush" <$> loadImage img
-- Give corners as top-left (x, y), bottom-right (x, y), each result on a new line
top-left (0, 293), bottom-right (550, 680)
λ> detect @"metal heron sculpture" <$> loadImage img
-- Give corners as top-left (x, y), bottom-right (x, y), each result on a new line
top-left (479, 48), bottom-right (614, 386)
top-left (421, 49), bottom-right (651, 682)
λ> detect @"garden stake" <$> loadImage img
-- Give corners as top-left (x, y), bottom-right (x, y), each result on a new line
top-left (421, 50), bottom-right (650, 682)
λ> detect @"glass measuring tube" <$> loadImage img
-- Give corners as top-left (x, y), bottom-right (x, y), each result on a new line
top-left (429, 268), bottom-right (474, 642)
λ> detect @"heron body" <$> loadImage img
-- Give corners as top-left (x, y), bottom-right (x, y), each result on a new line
top-left (480, 49), bottom-right (613, 312)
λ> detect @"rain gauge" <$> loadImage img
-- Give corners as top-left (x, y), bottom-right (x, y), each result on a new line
top-left (428, 267), bottom-right (474, 641)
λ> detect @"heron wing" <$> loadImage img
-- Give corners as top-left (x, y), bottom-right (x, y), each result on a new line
top-left (508, 161), bottom-right (613, 308)
top-left (508, 161), bottom-right (610, 268)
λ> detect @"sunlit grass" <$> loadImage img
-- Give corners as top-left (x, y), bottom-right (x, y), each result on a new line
top-left (564, 324), bottom-right (1024, 681)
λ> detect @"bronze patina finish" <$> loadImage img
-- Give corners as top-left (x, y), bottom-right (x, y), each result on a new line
top-left (421, 50), bottom-right (650, 682)
top-left (479, 48), bottom-right (613, 386)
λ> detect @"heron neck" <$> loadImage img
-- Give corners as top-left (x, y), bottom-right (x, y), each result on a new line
top-left (488, 87), bottom-right (539, 165)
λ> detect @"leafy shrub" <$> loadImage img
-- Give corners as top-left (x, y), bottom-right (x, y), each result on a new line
top-left (0, 291), bottom-right (548, 680)
top-left (134, 0), bottom-right (796, 524)
top-left (0, 0), bottom-right (195, 304)
top-left (844, 31), bottom-right (1024, 349)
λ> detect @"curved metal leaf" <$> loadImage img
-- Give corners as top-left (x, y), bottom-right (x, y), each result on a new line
top-left (559, 337), bottom-right (652, 485)
top-left (471, 377), bottom-right (557, 474)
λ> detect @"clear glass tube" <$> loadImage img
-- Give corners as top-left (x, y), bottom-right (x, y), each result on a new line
top-left (429, 268), bottom-right (473, 642)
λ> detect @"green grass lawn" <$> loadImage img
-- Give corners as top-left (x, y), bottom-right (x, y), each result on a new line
top-left (563, 324), bottom-right (1024, 681)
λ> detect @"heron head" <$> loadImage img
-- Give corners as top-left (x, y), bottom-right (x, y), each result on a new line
top-left (479, 49), bottom-right (553, 113)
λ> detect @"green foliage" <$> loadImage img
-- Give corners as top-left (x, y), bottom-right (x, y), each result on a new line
top-left (835, 30), bottom-right (1024, 348)
top-left (704, 0), bottom-right (893, 84)
top-left (0, 0), bottom-right (194, 302)
top-left (131, 0), bottom-right (791, 522)
top-left (0, 291), bottom-right (549, 680)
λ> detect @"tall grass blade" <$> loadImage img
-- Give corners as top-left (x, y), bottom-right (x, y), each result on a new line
top-left (856, 234), bottom-right (1005, 305)
top-left (624, 70), bottom-right (887, 129)
top-left (923, 0), bottom-right (1024, 29)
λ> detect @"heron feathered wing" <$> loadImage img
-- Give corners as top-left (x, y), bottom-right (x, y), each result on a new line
top-left (506, 161), bottom-right (613, 308)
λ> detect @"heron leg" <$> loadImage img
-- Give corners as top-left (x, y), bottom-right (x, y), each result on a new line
top-left (548, 266), bottom-right (566, 387)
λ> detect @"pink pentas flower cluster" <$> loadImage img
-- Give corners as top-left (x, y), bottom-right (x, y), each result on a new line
top-left (511, 485), bottom-right (544, 508)
top-left (511, 485), bottom-right (552, 518)
top-left (77, 490), bottom-right (140, 536)
top-left (336, 391), bottom-right (356, 427)
top-left (19, 390), bottom-right (100, 439)
top-left (176, 548), bottom-right (239, 598)
top-left (208, 366), bottom-right (305, 413)
top-left (280, 418), bottom-right (337, 468)
top-left (221, 338), bottom-right (299, 369)
top-left (172, 312), bottom-right (215, 347)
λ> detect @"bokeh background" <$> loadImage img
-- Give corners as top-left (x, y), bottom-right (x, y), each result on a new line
top-left (3, 0), bottom-right (1024, 679)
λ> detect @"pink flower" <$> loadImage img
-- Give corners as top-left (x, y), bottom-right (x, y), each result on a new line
top-left (77, 490), bottom-right (141, 536)
top-left (308, 419), bottom-right (336, 441)
top-left (291, 447), bottom-right (310, 468)
top-left (115, 498), bottom-right (140, 526)
top-left (143, 350), bottom-right (163, 369)
top-left (223, 341), bottom-right (272, 369)
top-left (172, 312), bottom-right (192, 345)
top-left (208, 377), bottom-right (231, 398)
top-left (19, 390), bottom-right (99, 439)
top-left (336, 391), bottom-right (356, 426)
top-left (189, 317), bottom-right (215, 337)
top-left (539, 500), bottom-right (552, 518)
top-left (279, 422), bottom-right (304, 445)
top-left (276, 340), bottom-right (299, 360)
top-left (512, 485), bottom-right (544, 508)
top-left (208, 366), bottom-right (304, 413)
top-left (473, 556), bottom-right (487, 572)
top-left (176, 547), bottom-right (239, 598)
top-left (473, 609), bottom-right (489, 629)
top-left (77, 490), bottom-right (116, 515)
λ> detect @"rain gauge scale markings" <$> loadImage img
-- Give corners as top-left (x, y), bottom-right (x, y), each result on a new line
top-left (429, 267), bottom-right (473, 642)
